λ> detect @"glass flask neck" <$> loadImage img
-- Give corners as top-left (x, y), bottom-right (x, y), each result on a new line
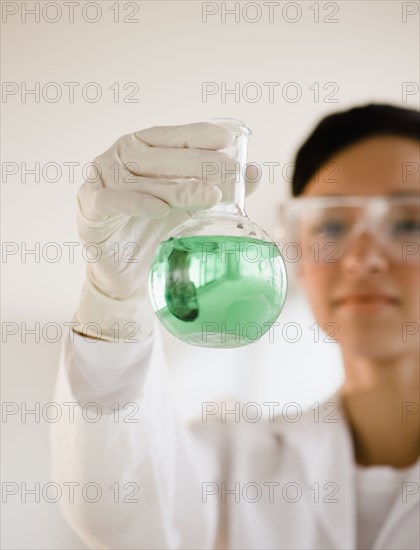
top-left (204, 118), bottom-right (251, 218)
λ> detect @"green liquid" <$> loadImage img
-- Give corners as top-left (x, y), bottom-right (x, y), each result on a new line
top-left (149, 235), bottom-right (287, 348)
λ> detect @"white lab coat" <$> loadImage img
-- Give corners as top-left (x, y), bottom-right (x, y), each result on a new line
top-left (51, 327), bottom-right (419, 550)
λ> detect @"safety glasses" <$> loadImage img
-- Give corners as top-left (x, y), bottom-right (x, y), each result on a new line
top-left (280, 195), bottom-right (420, 264)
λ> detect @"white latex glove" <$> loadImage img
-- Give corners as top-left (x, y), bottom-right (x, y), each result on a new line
top-left (73, 122), bottom-right (260, 342)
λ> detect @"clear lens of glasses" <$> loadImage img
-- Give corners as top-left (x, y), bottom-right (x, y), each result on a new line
top-left (281, 195), bottom-right (420, 265)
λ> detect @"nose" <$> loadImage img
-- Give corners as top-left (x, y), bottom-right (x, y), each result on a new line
top-left (340, 231), bottom-right (391, 276)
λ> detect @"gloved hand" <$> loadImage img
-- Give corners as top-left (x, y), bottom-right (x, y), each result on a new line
top-left (73, 122), bottom-right (260, 342)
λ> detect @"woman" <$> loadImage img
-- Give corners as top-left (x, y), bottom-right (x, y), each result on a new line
top-left (52, 104), bottom-right (419, 549)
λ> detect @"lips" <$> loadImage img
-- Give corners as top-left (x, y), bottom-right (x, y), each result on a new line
top-left (333, 292), bottom-right (399, 310)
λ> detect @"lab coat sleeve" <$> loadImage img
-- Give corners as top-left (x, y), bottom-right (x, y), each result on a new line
top-left (50, 326), bottom-right (224, 550)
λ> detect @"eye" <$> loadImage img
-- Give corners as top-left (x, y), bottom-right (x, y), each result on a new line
top-left (313, 221), bottom-right (347, 237)
top-left (392, 219), bottom-right (420, 234)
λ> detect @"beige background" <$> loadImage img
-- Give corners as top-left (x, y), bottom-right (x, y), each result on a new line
top-left (2, 1), bottom-right (419, 548)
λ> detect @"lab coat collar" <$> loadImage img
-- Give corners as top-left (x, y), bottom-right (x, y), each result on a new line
top-left (372, 459), bottom-right (420, 549)
top-left (270, 390), bottom-right (420, 550)
top-left (271, 390), bottom-right (356, 550)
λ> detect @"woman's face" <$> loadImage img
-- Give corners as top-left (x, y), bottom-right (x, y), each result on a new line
top-left (297, 135), bottom-right (419, 361)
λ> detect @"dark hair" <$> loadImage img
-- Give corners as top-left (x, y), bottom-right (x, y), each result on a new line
top-left (291, 103), bottom-right (420, 196)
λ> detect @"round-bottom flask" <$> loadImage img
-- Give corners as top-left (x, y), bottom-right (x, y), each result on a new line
top-left (148, 119), bottom-right (287, 348)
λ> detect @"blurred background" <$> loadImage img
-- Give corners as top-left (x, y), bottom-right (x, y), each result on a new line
top-left (2, 0), bottom-right (419, 547)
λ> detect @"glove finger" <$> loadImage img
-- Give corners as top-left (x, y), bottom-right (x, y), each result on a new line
top-left (78, 179), bottom-right (223, 221)
top-left (94, 188), bottom-right (171, 219)
top-left (135, 122), bottom-right (234, 150)
top-left (78, 181), bottom-right (170, 221)
top-left (120, 178), bottom-right (222, 210)
top-left (103, 134), bottom-right (236, 184)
